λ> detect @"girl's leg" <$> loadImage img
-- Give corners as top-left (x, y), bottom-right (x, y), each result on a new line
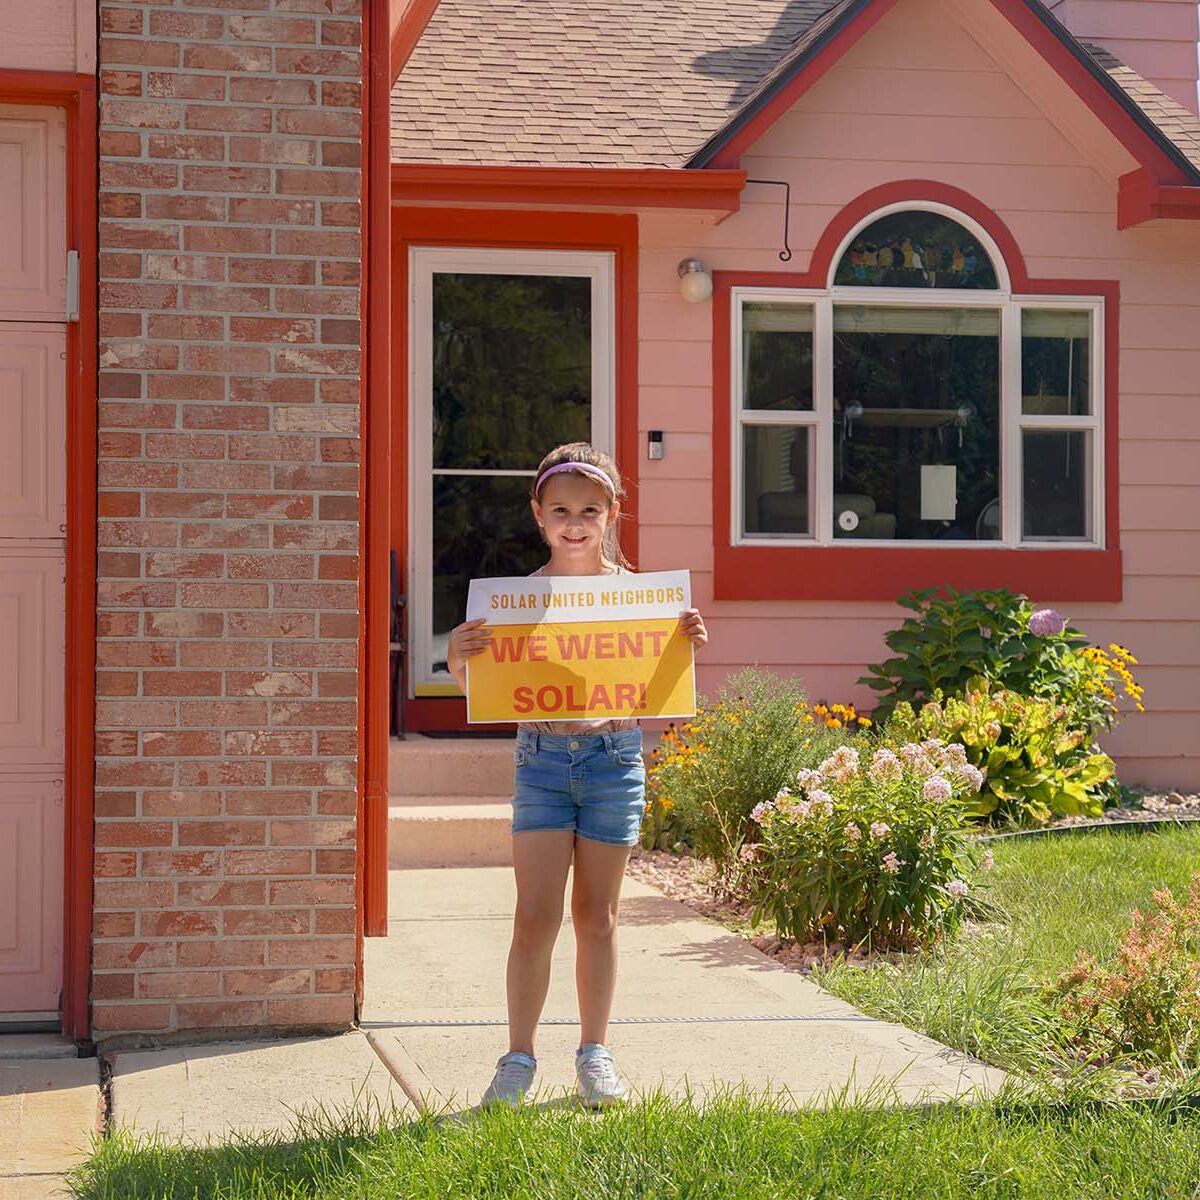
top-left (570, 837), bottom-right (632, 1046)
top-left (507, 828), bottom-right (575, 1056)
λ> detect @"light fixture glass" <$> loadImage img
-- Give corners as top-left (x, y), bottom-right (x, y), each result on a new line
top-left (677, 258), bottom-right (713, 303)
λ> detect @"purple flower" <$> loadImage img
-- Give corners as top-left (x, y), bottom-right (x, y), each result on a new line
top-left (1029, 608), bottom-right (1066, 637)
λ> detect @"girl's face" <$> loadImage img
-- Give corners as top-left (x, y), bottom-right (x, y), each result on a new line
top-left (531, 472), bottom-right (618, 561)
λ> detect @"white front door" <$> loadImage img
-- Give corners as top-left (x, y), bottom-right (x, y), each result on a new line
top-left (0, 105), bottom-right (67, 1021)
top-left (408, 248), bottom-right (615, 697)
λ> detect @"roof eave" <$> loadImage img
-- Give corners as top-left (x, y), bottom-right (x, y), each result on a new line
top-left (1118, 168), bottom-right (1200, 227)
top-left (390, 162), bottom-right (746, 214)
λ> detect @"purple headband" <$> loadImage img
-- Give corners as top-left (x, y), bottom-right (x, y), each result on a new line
top-left (534, 461), bottom-right (616, 500)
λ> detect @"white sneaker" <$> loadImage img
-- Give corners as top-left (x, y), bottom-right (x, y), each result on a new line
top-left (481, 1051), bottom-right (537, 1107)
top-left (575, 1043), bottom-right (628, 1107)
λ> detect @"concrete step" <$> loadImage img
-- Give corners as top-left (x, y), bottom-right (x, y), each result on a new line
top-left (396, 792), bottom-right (511, 809)
top-left (389, 734), bottom-right (515, 798)
top-left (388, 803), bottom-right (513, 868)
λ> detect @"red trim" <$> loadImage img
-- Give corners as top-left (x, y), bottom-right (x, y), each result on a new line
top-left (705, 0), bottom-right (1191, 205)
top-left (391, 164), bottom-right (746, 214)
top-left (1118, 168), bottom-right (1200, 228)
top-left (989, 0), bottom-right (1190, 185)
top-left (707, 0), bottom-right (904, 168)
top-left (392, 207), bottom-right (639, 732)
top-left (361, 0), bottom-right (393, 943)
top-left (0, 69), bottom-right (98, 1041)
top-left (390, 0), bottom-right (441, 85)
top-left (713, 181), bottom-right (1122, 603)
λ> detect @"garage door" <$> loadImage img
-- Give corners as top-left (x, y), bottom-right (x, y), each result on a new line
top-left (0, 104), bottom-right (67, 1020)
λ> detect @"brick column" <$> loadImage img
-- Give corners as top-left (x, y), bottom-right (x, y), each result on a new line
top-left (95, 0), bottom-right (363, 1039)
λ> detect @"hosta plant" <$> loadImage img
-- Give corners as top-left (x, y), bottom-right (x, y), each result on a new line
top-left (860, 587), bottom-right (1145, 735)
top-left (884, 680), bottom-right (1115, 828)
top-left (739, 740), bottom-right (989, 953)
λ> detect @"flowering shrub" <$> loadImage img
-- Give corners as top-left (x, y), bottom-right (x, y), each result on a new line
top-left (860, 587), bottom-right (1144, 736)
top-left (739, 740), bottom-right (989, 952)
top-left (884, 680), bottom-right (1115, 826)
top-left (1045, 874), bottom-right (1200, 1075)
top-left (641, 668), bottom-right (843, 870)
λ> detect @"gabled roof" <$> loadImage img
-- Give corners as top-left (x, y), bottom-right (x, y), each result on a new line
top-left (391, 0), bottom-right (1200, 184)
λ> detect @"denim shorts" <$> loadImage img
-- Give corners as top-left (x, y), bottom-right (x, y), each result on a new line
top-left (511, 729), bottom-right (646, 846)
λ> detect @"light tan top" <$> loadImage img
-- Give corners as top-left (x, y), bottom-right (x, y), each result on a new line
top-left (519, 564), bottom-right (638, 737)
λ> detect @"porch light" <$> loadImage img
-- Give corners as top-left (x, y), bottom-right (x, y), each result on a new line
top-left (677, 258), bottom-right (713, 303)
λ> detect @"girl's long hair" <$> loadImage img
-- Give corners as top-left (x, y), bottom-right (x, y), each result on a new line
top-left (531, 442), bottom-right (633, 570)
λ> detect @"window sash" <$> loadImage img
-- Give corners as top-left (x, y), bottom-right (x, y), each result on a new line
top-left (732, 289), bottom-right (1104, 549)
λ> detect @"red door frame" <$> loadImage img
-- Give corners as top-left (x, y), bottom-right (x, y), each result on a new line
top-left (0, 69), bottom-right (98, 1041)
top-left (389, 206), bottom-right (640, 734)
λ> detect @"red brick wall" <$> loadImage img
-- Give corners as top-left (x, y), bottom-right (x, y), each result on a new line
top-left (95, 0), bottom-right (363, 1039)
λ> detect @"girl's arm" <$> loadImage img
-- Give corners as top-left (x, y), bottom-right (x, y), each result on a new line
top-left (446, 617), bottom-right (492, 693)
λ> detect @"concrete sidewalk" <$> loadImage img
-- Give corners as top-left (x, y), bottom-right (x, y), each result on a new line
top-left (97, 866), bottom-right (1006, 1145)
top-left (0, 1035), bottom-right (101, 1199)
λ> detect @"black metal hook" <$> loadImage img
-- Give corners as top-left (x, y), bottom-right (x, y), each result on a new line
top-left (745, 177), bottom-right (793, 262)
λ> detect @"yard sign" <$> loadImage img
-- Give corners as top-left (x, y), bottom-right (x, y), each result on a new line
top-left (465, 570), bottom-right (696, 723)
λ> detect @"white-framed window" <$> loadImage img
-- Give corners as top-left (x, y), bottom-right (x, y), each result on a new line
top-left (732, 205), bottom-right (1104, 548)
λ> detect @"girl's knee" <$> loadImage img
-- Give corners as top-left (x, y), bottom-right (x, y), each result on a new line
top-left (511, 905), bottom-right (562, 951)
top-left (571, 901), bottom-right (618, 943)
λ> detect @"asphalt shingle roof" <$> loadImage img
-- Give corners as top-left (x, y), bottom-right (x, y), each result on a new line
top-left (391, 0), bottom-right (1200, 181)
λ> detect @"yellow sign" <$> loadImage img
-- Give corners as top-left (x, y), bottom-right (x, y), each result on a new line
top-left (465, 571), bottom-right (695, 724)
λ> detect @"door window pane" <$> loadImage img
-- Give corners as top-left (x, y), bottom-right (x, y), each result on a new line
top-left (742, 302), bottom-right (813, 411)
top-left (430, 475), bottom-right (546, 676)
top-left (744, 425), bottom-right (810, 537)
top-left (1022, 309), bottom-right (1091, 415)
top-left (832, 306), bottom-right (1000, 540)
top-left (432, 273), bottom-right (591, 470)
top-left (1022, 430), bottom-right (1091, 540)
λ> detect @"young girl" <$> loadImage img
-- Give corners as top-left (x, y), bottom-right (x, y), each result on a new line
top-left (446, 442), bottom-right (707, 1108)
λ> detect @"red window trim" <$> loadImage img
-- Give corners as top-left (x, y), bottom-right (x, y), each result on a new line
top-left (391, 207), bottom-right (640, 732)
top-left (713, 181), bottom-right (1121, 603)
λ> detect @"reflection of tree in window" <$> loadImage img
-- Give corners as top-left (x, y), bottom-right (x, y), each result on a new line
top-left (832, 307), bottom-right (1000, 541)
top-left (432, 274), bottom-right (592, 470)
top-left (429, 273), bottom-right (595, 650)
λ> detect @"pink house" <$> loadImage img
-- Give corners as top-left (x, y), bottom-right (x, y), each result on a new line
top-left (2, 0), bottom-right (1198, 1045)
top-left (388, 0), bottom-right (1200, 789)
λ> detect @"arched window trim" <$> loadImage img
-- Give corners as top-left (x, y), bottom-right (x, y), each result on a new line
top-left (729, 202), bottom-right (1105, 552)
top-left (827, 201), bottom-right (1013, 295)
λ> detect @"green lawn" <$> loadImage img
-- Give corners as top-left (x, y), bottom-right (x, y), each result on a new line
top-left (69, 1089), bottom-right (1200, 1199)
top-left (72, 825), bottom-right (1200, 1199)
top-left (813, 824), bottom-right (1200, 1090)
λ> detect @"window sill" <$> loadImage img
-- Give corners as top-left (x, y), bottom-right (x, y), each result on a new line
top-left (713, 545), bottom-right (1122, 602)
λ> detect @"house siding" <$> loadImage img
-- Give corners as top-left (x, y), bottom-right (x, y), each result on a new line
top-left (1056, 0), bottom-right (1200, 116)
top-left (94, 0), bottom-right (364, 1038)
top-left (636, 0), bottom-right (1200, 788)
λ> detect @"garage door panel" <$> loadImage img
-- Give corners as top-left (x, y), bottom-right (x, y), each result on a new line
top-left (0, 776), bottom-right (63, 1011)
top-left (0, 106), bottom-right (67, 321)
top-left (0, 326), bottom-right (67, 538)
top-left (0, 549), bottom-right (65, 768)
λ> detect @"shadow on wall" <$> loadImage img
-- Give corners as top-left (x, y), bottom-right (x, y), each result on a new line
top-left (691, 0), bottom-right (843, 110)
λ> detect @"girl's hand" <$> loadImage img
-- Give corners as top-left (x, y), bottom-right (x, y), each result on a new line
top-left (679, 608), bottom-right (708, 650)
top-left (447, 617), bottom-right (492, 674)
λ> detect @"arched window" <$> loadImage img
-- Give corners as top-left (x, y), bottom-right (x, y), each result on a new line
top-left (733, 206), bottom-right (1102, 548)
top-left (832, 210), bottom-right (1000, 289)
